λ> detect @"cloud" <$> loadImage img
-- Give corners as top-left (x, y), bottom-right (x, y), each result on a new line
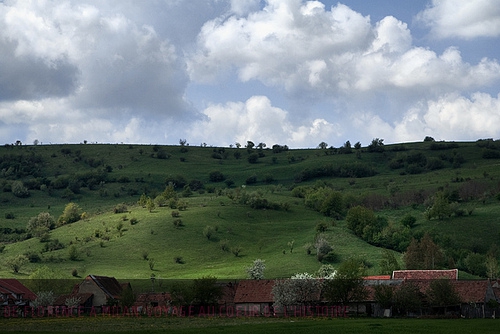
top-left (188, 95), bottom-right (340, 147)
top-left (230, 0), bottom-right (261, 16)
top-left (416, 0), bottom-right (500, 39)
top-left (188, 1), bottom-right (500, 102)
top-left (0, 0), bottom-right (200, 144)
top-left (393, 92), bottom-right (500, 142)
top-left (0, 1), bottom-right (196, 115)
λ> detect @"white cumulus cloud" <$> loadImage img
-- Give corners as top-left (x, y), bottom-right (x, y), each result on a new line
top-left (188, 95), bottom-right (340, 148)
top-left (417, 0), bottom-right (500, 39)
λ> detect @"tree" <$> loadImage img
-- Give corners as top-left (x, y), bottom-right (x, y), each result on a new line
top-left (6, 255), bottom-right (29, 273)
top-left (27, 212), bottom-right (55, 238)
top-left (379, 249), bottom-right (401, 275)
top-left (426, 279), bottom-right (461, 313)
top-left (32, 291), bottom-right (56, 308)
top-left (374, 284), bottom-right (394, 309)
top-left (27, 265), bottom-right (66, 294)
top-left (314, 234), bottom-right (333, 262)
top-left (403, 233), bottom-right (444, 270)
top-left (427, 191), bottom-right (451, 220)
top-left (246, 259), bottom-right (266, 279)
top-left (322, 257), bottom-right (367, 304)
top-left (203, 225), bottom-right (215, 240)
top-left (318, 142), bottom-right (328, 149)
top-left (272, 273), bottom-right (322, 312)
top-left (367, 138), bottom-right (384, 153)
top-left (68, 245), bottom-right (79, 261)
top-left (58, 202), bottom-right (82, 225)
top-left (192, 276), bottom-right (223, 305)
top-left (346, 205), bottom-right (376, 237)
top-left (393, 282), bottom-right (422, 316)
top-left (246, 141), bottom-right (255, 149)
top-left (12, 181), bottom-right (30, 198)
top-left (146, 197), bottom-right (155, 212)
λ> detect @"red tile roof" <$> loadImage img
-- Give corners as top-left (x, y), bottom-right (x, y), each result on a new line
top-left (0, 279), bottom-right (37, 301)
top-left (392, 269), bottom-right (458, 280)
top-left (234, 280), bottom-right (275, 303)
top-left (364, 275), bottom-right (391, 280)
top-left (452, 280), bottom-right (490, 303)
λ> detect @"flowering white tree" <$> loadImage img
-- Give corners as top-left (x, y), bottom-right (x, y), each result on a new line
top-left (272, 272), bottom-right (322, 313)
top-left (246, 259), bottom-right (266, 280)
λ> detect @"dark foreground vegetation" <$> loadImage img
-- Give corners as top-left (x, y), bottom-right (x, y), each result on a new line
top-left (1, 317), bottom-right (499, 334)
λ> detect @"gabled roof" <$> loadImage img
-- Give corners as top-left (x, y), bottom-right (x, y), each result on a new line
top-left (392, 269), bottom-right (458, 280)
top-left (85, 275), bottom-right (124, 299)
top-left (0, 279), bottom-right (37, 301)
top-left (452, 280), bottom-right (490, 303)
top-left (234, 280), bottom-right (275, 304)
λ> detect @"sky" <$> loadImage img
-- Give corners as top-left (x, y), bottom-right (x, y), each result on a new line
top-left (0, 0), bottom-right (499, 148)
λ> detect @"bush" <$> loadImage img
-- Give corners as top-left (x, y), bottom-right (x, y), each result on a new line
top-left (68, 245), bottom-right (79, 261)
top-left (12, 181), bottom-right (30, 198)
top-left (113, 203), bottom-right (128, 214)
top-left (203, 225), bottom-right (215, 240)
top-left (173, 219), bottom-right (184, 228)
top-left (174, 256), bottom-right (184, 264)
top-left (231, 246), bottom-right (242, 257)
top-left (401, 214), bottom-right (417, 228)
top-left (247, 153), bottom-right (259, 163)
top-left (245, 175), bottom-right (258, 185)
top-left (209, 171), bottom-right (225, 182)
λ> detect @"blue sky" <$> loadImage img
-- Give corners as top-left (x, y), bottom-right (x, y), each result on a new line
top-left (0, 0), bottom-right (499, 148)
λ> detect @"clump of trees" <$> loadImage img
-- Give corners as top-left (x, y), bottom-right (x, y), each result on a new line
top-left (58, 203), bottom-right (83, 226)
top-left (26, 212), bottom-right (55, 239)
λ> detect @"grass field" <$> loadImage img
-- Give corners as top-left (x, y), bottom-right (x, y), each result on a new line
top-left (1, 316), bottom-right (499, 334)
top-left (1, 140), bottom-right (500, 280)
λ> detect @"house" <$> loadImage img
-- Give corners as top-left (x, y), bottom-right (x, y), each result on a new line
top-left (233, 280), bottom-right (275, 316)
top-left (134, 292), bottom-right (171, 313)
top-left (0, 279), bottom-right (37, 307)
top-left (74, 275), bottom-right (129, 307)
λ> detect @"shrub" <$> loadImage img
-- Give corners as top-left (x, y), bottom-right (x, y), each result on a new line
top-left (142, 250), bottom-right (149, 260)
top-left (12, 181), bottom-right (30, 198)
top-left (113, 203), bottom-right (128, 214)
top-left (247, 153), bottom-right (259, 163)
top-left (231, 246), bottom-right (242, 257)
top-left (148, 258), bottom-right (156, 270)
top-left (174, 256), bottom-right (184, 264)
top-left (401, 214), bottom-right (417, 228)
top-left (219, 239), bottom-right (230, 252)
top-left (173, 219), bottom-right (184, 228)
top-left (171, 211), bottom-right (180, 218)
top-left (316, 222), bottom-right (328, 233)
top-left (209, 171), bottom-right (225, 182)
top-left (68, 245), bottom-right (79, 261)
top-left (245, 174), bottom-right (258, 185)
top-left (130, 217), bottom-right (138, 225)
top-left (6, 255), bottom-right (28, 273)
top-left (72, 268), bottom-right (78, 277)
top-left (203, 225), bottom-right (215, 240)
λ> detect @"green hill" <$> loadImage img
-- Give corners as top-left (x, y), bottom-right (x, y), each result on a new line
top-left (1, 139), bottom-right (500, 280)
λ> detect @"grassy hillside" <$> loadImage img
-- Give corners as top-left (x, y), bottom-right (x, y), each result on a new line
top-left (1, 139), bottom-right (500, 280)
